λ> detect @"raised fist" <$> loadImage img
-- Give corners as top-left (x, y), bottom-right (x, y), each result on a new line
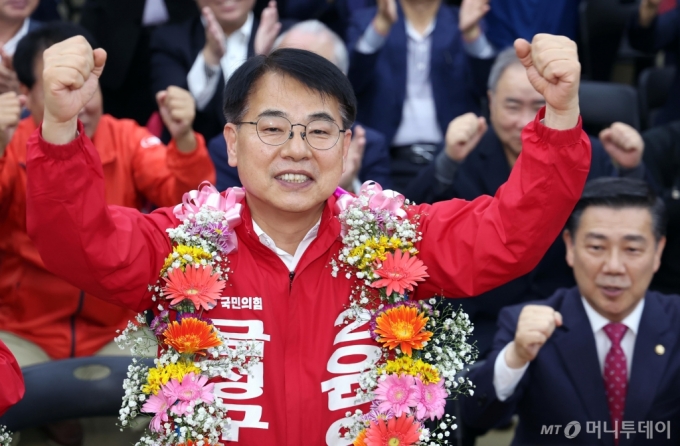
top-left (156, 86), bottom-right (197, 152)
top-left (514, 34), bottom-right (580, 130)
top-left (254, 1), bottom-right (282, 56)
top-left (599, 122), bottom-right (644, 170)
top-left (41, 36), bottom-right (106, 144)
top-left (505, 305), bottom-right (562, 368)
top-left (0, 91), bottom-right (25, 154)
top-left (444, 113), bottom-right (487, 162)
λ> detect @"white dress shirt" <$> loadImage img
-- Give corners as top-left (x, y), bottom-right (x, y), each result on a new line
top-left (1, 19), bottom-right (30, 60)
top-left (252, 218), bottom-right (320, 272)
top-left (355, 20), bottom-right (495, 146)
top-left (142, 0), bottom-right (170, 26)
top-left (493, 297), bottom-right (645, 402)
top-left (187, 12), bottom-right (254, 111)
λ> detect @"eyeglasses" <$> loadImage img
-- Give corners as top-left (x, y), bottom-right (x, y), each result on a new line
top-left (236, 116), bottom-right (346, 151)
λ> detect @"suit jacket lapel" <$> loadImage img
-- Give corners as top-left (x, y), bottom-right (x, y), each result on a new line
top-left (552, 289), bottom-right (613, 446)
top-left (479, 131), bottom-right (511, 195)
top-left (621, 294), bottom-right (676, 445)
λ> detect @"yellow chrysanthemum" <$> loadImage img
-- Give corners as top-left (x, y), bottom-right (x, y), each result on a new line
top-left (161, 245), bottom-right (213, 274)
top-left (377, 356), bottom-right (440, 385)
top-left (142, 361), bottom-right (202, 395)
top-left (350, 236), bottom-right (417, 272)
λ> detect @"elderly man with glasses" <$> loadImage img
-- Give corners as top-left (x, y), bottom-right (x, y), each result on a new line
top-left (25, 32), bottom-right (589, 445)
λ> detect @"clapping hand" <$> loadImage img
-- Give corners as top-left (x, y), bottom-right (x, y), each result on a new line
top-left (0, 91), bottom-right (25, 154)
top-left (459, 0), bottom-right (490, 42)
top-left (0, 45), bottom-right (19, 95)
top-left (254, 1), bottom-right (282, 55)
top-left (202, 6), bottom-right (226, 67)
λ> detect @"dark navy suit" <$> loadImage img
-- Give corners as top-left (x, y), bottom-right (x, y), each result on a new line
top-left (404, 130), bottom-right (653, 358)
top-left (464, 287), bottom-right (680, 445)
top-left (345, 5), bottom-right (493, 146)
top-left (150, 16), bottom-right (293, 141)
top-left (207, 124), bottom-right (392, 191)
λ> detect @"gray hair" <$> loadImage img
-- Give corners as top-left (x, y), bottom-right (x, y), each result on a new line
top-left (272, 20), bottom-right (349, 75)
top-left (487, 47), bottom-right (523, 92)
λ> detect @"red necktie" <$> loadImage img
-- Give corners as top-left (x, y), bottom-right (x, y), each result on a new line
top-left (603, 322), bottom-right (628, 445)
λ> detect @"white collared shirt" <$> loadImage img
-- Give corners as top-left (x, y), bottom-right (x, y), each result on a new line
top-left (493, 297), bottom-right (645, 401)
top-left (355, 19), bottom-right (495, 146)
top-left (142, 0), bottom-right (169, 26)
top-left (252, 218), bottom-right (320, 272)
top-left (187, 12), bottom-right (254, 111)
top-left (1, 19), bottom-right (30, 60)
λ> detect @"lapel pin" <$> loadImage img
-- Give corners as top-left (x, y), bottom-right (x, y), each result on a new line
top-left (655, 344), bottom-right (665, 355)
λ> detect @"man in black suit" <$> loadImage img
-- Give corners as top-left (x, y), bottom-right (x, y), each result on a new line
top-left (80, 0), bottom-right (199, 124)
top-left (150, 0), bottom-right (291, 141)
top-left (464, 177), bottom-right (680, 445)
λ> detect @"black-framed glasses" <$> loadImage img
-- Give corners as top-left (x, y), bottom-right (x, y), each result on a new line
top-left (236, 116), bottom-right (346, 151)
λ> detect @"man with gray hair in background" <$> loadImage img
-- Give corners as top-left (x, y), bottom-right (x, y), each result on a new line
top-left (406, 46), bottom-right (654, 363)
top-left (207, 20), bottom-right (392, 193)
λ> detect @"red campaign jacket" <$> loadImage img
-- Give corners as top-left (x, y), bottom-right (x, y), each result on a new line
top-left (25, 110), bottom-right (591, 445)
top-left (0, 340), bottom-right (24, 417)
top-left (0, 115), bottom-right (215, 359)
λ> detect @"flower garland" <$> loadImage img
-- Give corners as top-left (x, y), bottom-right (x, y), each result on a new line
top-left (332, 182), bottom-right (477, 446)
top-left (116, 183), bottom-right (261, 446)
top-left (116, 181), bottom-right (476, 446)
top-left (0, 426), bottom-right (12, 446)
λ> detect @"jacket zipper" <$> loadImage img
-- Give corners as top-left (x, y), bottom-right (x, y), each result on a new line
top-left (70, 290), bottom-right (85, 357)
top-left (289, 271), bottom-right (295, 291)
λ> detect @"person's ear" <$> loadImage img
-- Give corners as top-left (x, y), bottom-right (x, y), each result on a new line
top-left (341, 127), bottom-right (352, 172)
top-left (653, 236), bottom-right (667, 273)
top-left (224, 123), bottom-right (238, 167)
top-left (563, 229), bottom-right (575, 267)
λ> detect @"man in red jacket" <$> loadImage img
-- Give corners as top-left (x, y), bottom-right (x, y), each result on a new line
top-left (0, 22), bottom-right (215, 368)
top-left (26, 33), bottom-right (589, 445)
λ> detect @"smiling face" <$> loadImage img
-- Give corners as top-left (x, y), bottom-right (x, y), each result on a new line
top-left (488, 64), bottom-right (545, 167)
top-left (564, 206), bottom-right (666, 322)
top-left (196, 0), bottom-right (255, 32)
top-left (224, 71), bottom-right (350, 219)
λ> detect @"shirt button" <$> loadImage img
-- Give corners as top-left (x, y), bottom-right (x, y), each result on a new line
top-left (417, 63), bottom-right (426, 71)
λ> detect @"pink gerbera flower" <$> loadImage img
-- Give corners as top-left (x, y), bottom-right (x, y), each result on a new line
top-left (365, 413), bottom-right (421, 446)
top-left (370, 250), bottom-right (429, 296)
top-left (141, 391), bottom-right (177, 432)
top-left (163, 264), bottom-right (225, 311)
top-left (414, 377), bottom-right (447, 421)
top-left (373, 374), bottom-right (418, 417)
top-left (162, 372), bottom-right (215, 415)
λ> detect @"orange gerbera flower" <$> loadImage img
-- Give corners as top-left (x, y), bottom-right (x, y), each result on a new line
top-left (163, 317), bottom-right (222, 355)
top-left (370, 250), bottom-right (428, 296)
top-left (365, 414), bottom-right (421, 446)
top-left (163, 264), bottom-right (225, 311)
top-left (353, 429), bottom-right (368, 446)
top-left (374, 306), bottom-right (433, 356)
